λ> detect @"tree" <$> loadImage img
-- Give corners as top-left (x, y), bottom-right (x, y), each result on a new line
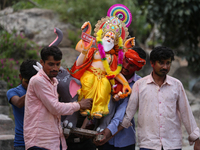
top-left (139, 0), bottom-right (200, 73)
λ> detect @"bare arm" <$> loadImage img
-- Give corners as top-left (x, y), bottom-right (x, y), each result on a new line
top-left (10, 95), bottom-right (25, 108)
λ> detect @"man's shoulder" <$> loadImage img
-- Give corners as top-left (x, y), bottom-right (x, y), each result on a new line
top-left (166, 75), bottom-right (182, 85)
top-left (31, 72), bottom-right (45, 83)
top-left (136, 74), bottom-right (150, 82)
top-left (7, 84), bottom-right (26, 100)
top-left (7, 84), bottom-right (24, 93)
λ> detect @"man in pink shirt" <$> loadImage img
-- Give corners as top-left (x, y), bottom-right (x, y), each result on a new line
top-left (24, 46), bottom-right (92, 150)
top-left (120, 46), bottom-right (200, 150)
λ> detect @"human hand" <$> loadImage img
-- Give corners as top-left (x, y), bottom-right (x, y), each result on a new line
top-left (194, 138), bottom-right (200, 150)
top-left (78, 98), bottom-right (93, 110)
top-left (93, 128), bottom-right (112, 146)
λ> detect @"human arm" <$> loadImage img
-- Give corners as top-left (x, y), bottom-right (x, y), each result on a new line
top-left (121, 82), bottom-right (139, 128)
top-left (32, 78), bottom-right (91, 116)
top-left (10, 95), bottom-right (25, 108)
top-left (177, 82), bottom-right (200, 145)
top-left (95, 96), bottom-right (130, 145)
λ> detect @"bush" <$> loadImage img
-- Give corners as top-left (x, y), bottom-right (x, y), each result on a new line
top-left (0, 29), bottom-right (40, 89)
top-left (0, 58), bottom-right (20, 89)
top-left (0, 30), bottom-right (40, 60)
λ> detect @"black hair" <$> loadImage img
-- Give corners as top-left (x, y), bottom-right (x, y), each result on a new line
top-left (20, 59), bottom-right (38, 80)
top-left (40, 46), bottom-right (62, 62)
top-left (131, 46), bottom-right (146, 60)
top-left (150, 46), bottom-right (174, 63)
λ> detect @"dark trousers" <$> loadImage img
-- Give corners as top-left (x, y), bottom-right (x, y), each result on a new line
top-left (28, 147), bottom-right (48, 150)
top-left (140, 148), bottom-right (181, 150)
top-left (28, 144), bottom-right (62, 150)
top-left (98, 142), bottom-right (135, 150)
top-left (14, 146), bottom-right (25, 150)
top-left (67, 138), bottom-right (96, 150)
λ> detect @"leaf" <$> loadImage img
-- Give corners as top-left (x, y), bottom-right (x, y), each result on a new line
top-left (184, 9), bottom-right (191, 15)
top-left (178, 10), bottom-right (183, 16)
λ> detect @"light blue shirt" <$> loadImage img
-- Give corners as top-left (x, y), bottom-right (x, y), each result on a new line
top-left (107, 73), bottom-right (141, 148)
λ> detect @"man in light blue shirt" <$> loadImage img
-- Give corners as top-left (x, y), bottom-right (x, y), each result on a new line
top-left (95, 46), bottom-right (146, 150)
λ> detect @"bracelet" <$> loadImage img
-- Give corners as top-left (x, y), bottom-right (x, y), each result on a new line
top-left (81, 50), bottom-right (88, 55)
top-left (123, 82), bottom-right (129, 86)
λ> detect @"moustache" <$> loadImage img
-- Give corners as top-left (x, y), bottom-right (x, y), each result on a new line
top-left (50, 71), bottom-right (58, 73)
top-left (122, 67), bottom-right (129, 72)
top-left (160, 69), bottom-right (167, 72)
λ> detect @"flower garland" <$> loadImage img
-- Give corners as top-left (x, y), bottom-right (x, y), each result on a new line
top-left (96, 29), bottom-right (123, 86)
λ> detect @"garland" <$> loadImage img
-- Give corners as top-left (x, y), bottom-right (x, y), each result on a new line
top-left (96, 29), bottom-right (123, 86)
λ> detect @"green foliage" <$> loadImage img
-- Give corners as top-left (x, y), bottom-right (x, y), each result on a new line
top-left (0, 29), bottom-right (40, 89)
top-left (0, 30), bottom-right (40, 60)
top-left (138, 0), bottom-right (200, 73)
top-left (0, 58), bottom-right (20, 89)
top-left (67, 29), bottom-right (82, 48)
top-left (12, 1), bottom-right (35, 11)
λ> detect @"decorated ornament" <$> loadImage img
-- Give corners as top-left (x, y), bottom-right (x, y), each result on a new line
top-left (107, 4), bottom-right (132, 28)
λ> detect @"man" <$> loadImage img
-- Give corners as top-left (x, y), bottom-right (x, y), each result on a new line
top-left (95, 46), bottom-right (146, 150)
top-left (23, 46), bottom-right (92, 150)
top-left (120, 46), bottom-right (200, 150)
top-left (7, 59), bottom-right (38, 150)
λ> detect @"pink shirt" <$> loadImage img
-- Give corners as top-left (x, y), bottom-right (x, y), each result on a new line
top-left (121, 73), bottom-right (199, 150)
top-left (24, 69), bottom-right (80, 150)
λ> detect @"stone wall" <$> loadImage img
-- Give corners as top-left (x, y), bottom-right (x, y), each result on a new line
top-left (0, 80), bottom-right (15, 150)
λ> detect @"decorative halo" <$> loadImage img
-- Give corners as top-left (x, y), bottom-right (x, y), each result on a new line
top-left (107, 4), bottom-right (132, 27)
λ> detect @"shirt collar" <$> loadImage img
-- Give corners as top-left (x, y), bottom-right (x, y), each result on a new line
top-left (38, 69), bottom-right (58, 86)
top-left (147, 72), bottom-right (172, 85)
top-left (128, 73), bottom-right (140, 83)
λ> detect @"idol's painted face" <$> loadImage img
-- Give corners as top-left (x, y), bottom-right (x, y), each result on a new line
top-left (40, 56), bottom-right (61, 80)
top-left (102, 31), bottom-right (115, 52)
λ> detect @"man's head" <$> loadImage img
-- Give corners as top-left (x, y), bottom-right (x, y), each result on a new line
top-left (19, 59), bottom-right (38, 89)
top-left (122, 46), bottom-right (146, 79)
top-left (150, 46), bottom-right (174, 77)
top-left (40, 46), bottom-right (62, 80)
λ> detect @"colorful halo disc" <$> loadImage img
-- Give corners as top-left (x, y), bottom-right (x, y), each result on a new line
top-left (107, 4), bottom-right (132, 27)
